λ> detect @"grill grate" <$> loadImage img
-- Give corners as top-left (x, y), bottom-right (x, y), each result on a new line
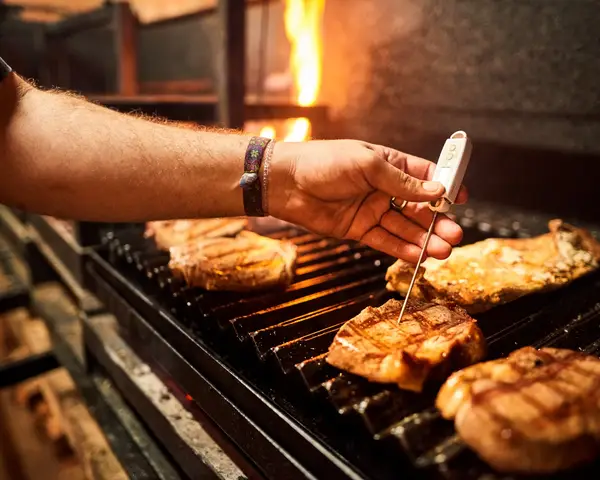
top-left (98, 210), bottom-right (600, 480)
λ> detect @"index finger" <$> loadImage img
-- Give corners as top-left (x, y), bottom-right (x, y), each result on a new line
top-left (367, 144), bottom-right (436, 179)
top-left (368, 144), bottom-right (468, 204)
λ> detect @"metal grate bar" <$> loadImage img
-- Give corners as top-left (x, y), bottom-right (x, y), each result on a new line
top-left (296, 354), bottom-right (338, 392)
top-left (229, 276), bottom-right (387, 340)
top-left (252, 293), bottom-right (380, 361)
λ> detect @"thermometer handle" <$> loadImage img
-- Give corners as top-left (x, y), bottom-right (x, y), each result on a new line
top-left (429, 131), bottom-right (472, 213)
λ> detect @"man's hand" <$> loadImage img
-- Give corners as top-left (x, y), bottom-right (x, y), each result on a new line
top-left (269, 140), bottom-right (467, 262)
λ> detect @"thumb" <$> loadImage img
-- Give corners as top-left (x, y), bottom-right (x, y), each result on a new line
top-left (365, 156), bottom-right (445, 202)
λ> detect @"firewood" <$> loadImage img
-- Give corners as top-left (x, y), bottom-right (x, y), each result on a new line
top-left (1, 308), bottom-right (127, 479)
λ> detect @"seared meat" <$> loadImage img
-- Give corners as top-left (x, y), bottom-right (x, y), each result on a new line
top-left (436, 347), bottom-right (600, 474)
top-left (326, 299), bottom-right (486, 392)
top-left (386, 220), bottom-right (600, 314)
top-left (145, 218), bottom-right (247, 250)
top-left (168, 231), bottom-right (297, 291)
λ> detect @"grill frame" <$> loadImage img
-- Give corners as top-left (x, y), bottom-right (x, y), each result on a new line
top-left (82, 203), bottom-right (600, 480)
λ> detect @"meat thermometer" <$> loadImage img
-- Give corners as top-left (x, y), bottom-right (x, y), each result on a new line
top-left (397, 131), bottom-right (473, 323)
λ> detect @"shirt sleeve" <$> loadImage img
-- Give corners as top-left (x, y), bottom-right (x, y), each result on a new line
top-left (0, 56), bottom-right (13, 81)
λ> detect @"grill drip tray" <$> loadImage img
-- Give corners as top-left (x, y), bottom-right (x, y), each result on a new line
top-left (84, 219), bottom-right (600, 480)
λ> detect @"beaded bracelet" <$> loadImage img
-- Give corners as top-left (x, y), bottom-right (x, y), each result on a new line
top-left (261, 139), bottom-right (276, 215)
top-left (0, 56), bottom-right (13, 82)
top-left (239, 136), bottom-right (272, 216)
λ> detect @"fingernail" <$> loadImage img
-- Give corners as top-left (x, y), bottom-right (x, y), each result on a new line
top-left (423, 181), bottom-right (443, 192)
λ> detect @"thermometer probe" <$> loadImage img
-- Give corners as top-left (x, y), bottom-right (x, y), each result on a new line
top-left (397, 131), bottom-right (473, 323)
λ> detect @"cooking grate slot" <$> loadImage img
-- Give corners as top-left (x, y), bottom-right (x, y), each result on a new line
top-left (229, 276), bottom-right (387, 339)
top-left (534, 302), bottom-right (600, 350)
top-left (261, 227), bottom-right (303, 240)
top-left (354, 390), bottom-right (431, 436)
top-left (156, 266), bottom-right (183, 292)
top-left (294, 249), bottom-right (383, 280)
top-left (251, 293), bottom-right (382, 360)
top-left (269, 323), bottom-right (341, 370)
top-left (296, 354), bottom-right (339, 391)
top-left (435, 447), bottom-right (501, 480)
top-left (132, 252), bottom-right (169, 272)
top-left (295, 236), bottom-right (347, 253)
top-left (296, 243), bottom-right (370, 267)
top-left (381, 408), bottom-right (453, 462)
top-left (320, 374), bottom-right (386, 413)
top-left (480, 273), bottom-right (600, 358)
top-left (583, 337), bottom-right (600, 356)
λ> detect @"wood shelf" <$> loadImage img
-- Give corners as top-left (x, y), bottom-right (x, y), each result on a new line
top-left (90, 94), bottom-right (329, 124)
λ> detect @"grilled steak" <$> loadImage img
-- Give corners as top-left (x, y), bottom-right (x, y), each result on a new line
top-left (168, 231), bottom-right (297, 291)
top-left (145, 218), bottom-right (247, 250)
top-left (386, 220), bottom-right (600, 314)
top-left (436, 347), bottom-right (600, 473)
top-left (326, 299), bottom-right (486, 392)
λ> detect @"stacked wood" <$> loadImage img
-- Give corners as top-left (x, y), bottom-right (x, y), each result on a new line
top-left (0, 308), bottom-right (127, 480)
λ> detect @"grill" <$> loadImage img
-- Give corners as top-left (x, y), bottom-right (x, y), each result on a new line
top-left (82, 202), bottom-right (600, 480)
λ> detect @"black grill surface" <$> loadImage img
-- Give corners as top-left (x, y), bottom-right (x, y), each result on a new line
top-left (87, 203), bottom-right (600, 480)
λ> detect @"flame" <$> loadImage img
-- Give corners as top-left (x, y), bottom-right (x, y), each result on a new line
top-left (285, 0), bottom-right (324, 108)
top-left (257, 0), bottom-right (324, 141)
top-left (283, 0), bottom-right (324, 141)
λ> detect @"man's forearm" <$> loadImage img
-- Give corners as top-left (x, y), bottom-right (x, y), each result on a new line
top-left (0, 68), bottom-right (469, 262)
top-left (0, 74), bottom-right (264, 221)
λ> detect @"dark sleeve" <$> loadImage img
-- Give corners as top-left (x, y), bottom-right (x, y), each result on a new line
top-left (0, 56), bottom-right (12, 82)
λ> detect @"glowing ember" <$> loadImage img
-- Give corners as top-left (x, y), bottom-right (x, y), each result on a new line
top-left (259, 0), bottom-right (324, 141)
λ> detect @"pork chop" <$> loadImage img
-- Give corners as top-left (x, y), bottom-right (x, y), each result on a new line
top-left (386, 220), bottom-right (600, 314)
top-left (168, 231), bottom-right (297, 291)
top-left (436, 347), bottom-right (600, 473)
top-left (145, 218), bottom-right (247, 250)
top-left (326, 299), bottom-right (486, 392)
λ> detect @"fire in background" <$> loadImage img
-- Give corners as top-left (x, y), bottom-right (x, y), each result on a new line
top-left (259, 0), bottom-right (325, 142)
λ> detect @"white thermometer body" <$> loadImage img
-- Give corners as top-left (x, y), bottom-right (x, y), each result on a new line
top-left (429, 131), bottom-right (472, 213)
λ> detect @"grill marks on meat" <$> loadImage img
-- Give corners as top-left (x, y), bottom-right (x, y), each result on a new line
top-left (436, 347), bottom-right (600, 473)
top-left (385, 220), bottom-right (600, 314)
top-left (326, 299), bottom-right (486, 392)
top-left (145, 218), bottom-right (247, 250)
top-left (148, 218), bottom-right (297, 291)
top-left (168, 231), bottom-right (297, 291)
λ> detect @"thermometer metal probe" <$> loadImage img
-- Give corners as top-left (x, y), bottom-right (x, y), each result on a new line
top-left (397, 131), bottom-right (473, 324)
